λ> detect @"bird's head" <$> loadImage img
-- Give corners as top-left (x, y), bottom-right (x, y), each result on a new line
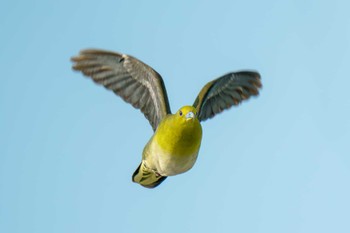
top-left (175, 106), bottom-right (198, 123)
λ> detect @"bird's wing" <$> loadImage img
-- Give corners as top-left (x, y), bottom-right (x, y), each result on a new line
top-left (71, 49), bottom-right (171, 131)
top-left (193, 71), bottom-right (261, 122)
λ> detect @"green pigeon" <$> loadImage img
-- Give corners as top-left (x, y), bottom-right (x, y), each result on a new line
top-left (71, 49), bottom-right (262, 188)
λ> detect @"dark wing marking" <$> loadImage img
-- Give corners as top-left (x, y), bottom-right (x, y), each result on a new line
top-left (193, 71), bottom-right (261, 122)
top-left (71, 49), bottom-right (171, 131)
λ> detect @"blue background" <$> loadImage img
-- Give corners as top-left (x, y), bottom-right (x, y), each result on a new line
top-left (1, 0), bottom-right (349, 232)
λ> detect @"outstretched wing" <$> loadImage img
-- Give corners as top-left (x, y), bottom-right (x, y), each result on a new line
top-left (71, 49), bottom-right (171, 131)
top-left (193, 71), bottom-right (261, 122)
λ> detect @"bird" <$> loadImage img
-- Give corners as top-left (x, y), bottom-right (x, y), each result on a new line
top-left (71, 49), bottom-right (262, 188)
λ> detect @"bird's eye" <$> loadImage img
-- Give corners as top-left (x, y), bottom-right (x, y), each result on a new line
top-left (179, 111), bottom-right (183, 116)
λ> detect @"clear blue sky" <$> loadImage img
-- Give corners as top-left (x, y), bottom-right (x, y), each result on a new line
top-left (1, 0), bottom-right (349, 232)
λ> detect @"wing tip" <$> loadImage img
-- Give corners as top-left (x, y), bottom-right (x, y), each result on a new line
top-left (70, 48), bottom-right (124, 63)
top-left (196, 69), bottom-right (263, 122)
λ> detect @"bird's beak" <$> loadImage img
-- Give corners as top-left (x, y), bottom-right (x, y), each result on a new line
top-left (185, 111), bottom-right (195, 120)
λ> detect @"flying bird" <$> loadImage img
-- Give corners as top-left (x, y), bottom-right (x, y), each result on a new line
top-left (71, 49), bottom-right (262, 188)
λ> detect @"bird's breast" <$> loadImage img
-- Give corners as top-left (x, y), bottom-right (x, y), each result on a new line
top-left (145, 117), bottom-right (203, 176)
top-left (155, 118), bottom-right (202, 156)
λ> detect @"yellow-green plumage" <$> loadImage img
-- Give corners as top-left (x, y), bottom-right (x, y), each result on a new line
top-left (133, 106), bottom-right (202, 188)
top-left (154, 106), bottom-right (202, 160)
top-left (71, 49), bottom-right (262, 188)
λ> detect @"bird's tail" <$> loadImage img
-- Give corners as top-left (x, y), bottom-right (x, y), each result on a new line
top-left (132, 161), bottom-right (167, 188)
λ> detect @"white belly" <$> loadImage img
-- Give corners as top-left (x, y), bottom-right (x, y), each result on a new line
top-left (158, 150), bottom-right (199, 176)
top-left (144, 140), bottom-right (199, 176)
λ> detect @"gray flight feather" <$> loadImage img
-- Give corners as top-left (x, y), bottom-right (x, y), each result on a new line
top-left (193, 71), bottom-right (262, 122)
top-left (71, 49), bottom-right (171, 131)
